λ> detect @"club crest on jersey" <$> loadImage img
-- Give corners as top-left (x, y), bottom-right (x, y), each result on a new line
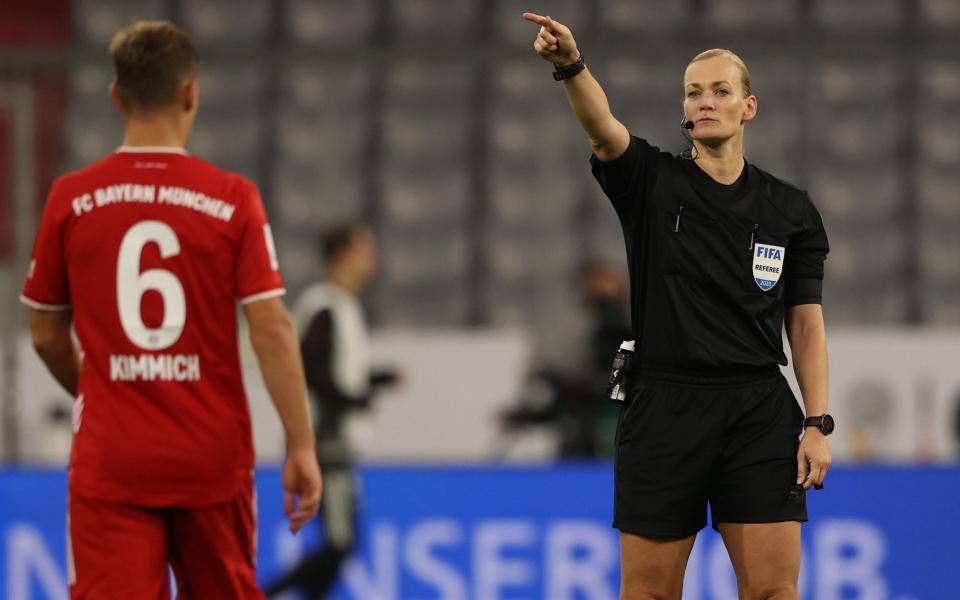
top-left (752, 243), bottom-right (785, 291)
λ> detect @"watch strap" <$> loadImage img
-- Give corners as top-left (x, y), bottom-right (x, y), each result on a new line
top-left (553, 54), bottom-right (585, 81)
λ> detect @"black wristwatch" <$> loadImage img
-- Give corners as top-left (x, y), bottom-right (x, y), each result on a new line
top-left (553, 54), bottom-right (585, 81)
top-left (804, 414), bottom-right (835, 435)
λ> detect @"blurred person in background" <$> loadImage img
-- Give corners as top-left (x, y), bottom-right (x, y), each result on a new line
top-left (20, 20), bottom-right (321, 598)
top-left (524, 12), bottom-right (832, 600)
top-left (501, 261), bottom-right (630, 458)
top-left (266, 223), bottom-right (401, 599)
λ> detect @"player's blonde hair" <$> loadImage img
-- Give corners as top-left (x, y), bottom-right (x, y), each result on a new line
top-left (110, 20), bottom-right (199, 111)
top-left (687, 49), bottom-right (752, 97)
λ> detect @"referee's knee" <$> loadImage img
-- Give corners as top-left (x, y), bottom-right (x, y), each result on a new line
top-left (619, 576), bottom-right (683, 600)
top-left (618, 590), bottom-right (676, 600)
top-left (740, 582), bottom-right (798, 600)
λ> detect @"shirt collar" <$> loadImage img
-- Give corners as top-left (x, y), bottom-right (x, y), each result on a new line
top-left (115, 146), bottom-right (189, 155)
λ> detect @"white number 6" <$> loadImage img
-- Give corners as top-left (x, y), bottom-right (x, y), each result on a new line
top-left (117, 221), bottom-right (186, 350)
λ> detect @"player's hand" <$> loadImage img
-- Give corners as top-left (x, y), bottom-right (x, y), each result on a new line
top-left (522, 12), bottom-right (581, 66)
top-left (797, 429), bottom-right (831, 490)
top-left (282, 445), bottom-right (322, 533)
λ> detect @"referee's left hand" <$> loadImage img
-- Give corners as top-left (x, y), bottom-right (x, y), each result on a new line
top-left (797, 429), bottom-right (832, 490)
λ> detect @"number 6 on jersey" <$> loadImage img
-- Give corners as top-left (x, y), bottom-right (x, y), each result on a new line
top-left (117, 220), bottom-right (186, 350)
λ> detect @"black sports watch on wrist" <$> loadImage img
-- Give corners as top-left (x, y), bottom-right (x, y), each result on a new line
top-left (804, 414), bottom-right (835, 435)
top-left (553, 53), bottom-right (585, 81)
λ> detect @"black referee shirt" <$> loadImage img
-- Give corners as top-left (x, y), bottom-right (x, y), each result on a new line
top-left (591, 136), bottom-right (829, 374)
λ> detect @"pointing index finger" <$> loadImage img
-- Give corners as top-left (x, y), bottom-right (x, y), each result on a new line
top-left (522, 12), bottom-right (548, 26)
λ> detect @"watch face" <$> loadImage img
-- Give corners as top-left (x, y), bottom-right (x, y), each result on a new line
top-left (822, 414), bottom-right (835, 434)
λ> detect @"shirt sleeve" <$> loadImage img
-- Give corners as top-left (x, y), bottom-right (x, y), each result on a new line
top-left (21, 179), bottom-right (71, 311)
top-left (784, 196), bottom-right (829, 306)
top-left (234, 178), bottom-right (285, 304)
top-left (589, 135), bottom-right (661, 226)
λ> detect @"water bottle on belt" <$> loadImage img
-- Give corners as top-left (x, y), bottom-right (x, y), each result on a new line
top-left (607, 340), bottom-right (636, 403)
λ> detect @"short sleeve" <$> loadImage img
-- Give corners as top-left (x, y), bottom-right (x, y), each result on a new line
top-left (234, 178), bottom-right (285, 305)
top-left (21, 179), bottom-right (71, 311)
top-left (784, 197), bottom-right (829, 306)
top-left (589, 135), bottom-right (660, 225)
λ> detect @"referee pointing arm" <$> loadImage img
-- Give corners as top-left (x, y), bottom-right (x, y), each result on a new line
top-left (524, 12), bottom-right (831, 600)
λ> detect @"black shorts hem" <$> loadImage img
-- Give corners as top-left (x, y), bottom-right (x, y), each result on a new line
top-left (710, 488), bottom-right (808, 532)
top-left (613, 519), bottom-right (705, 540)
top-left (710, 515), bottom-right (808, 533)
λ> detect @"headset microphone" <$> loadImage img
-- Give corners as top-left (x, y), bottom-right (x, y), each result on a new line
top-left (682, 120), bottom-right (694, 130)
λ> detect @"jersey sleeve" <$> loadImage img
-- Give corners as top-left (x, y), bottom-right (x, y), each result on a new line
top-left (234, 178), bottom-right (285, 305)
top-left (784, 196), bottom-right (829, 306)
top-left (21, 179), bottom-right (71, 311)
top-left (589, 135), bottom-right (661, 226)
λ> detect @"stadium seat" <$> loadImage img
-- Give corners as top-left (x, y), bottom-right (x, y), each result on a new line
top-left (826, 284), bottom-right (908, 323)
top-left (65, 62), bottom-right (118, 167)
top-left (180, 0), bottom-right (270, 48)
top-left (917, 171), bottom-right (960, 225)
top-left (815, 61), bottom-right (901, 103)
top-left (383, 108), bottom-right (469, 161)
top-left (271, 162), bottom-right (367, 231)
top-left (807, 167), bottom-right (903, 225)
top-left (274, 233), bottom-right (322, 293)
top-left (824, 226), bottom-right (906, 284)
top-left (487, 221), bottom-right (577, 266)
top-left (279, 62), bottom-right (371, 115)
top-left (386, 60), bottom-right (471, 103)
top-left (922, 288), bottom-right (960, 323)
top-left (919, 0), bottom-right (960, 29)
top-left (189, 113), bottom-right (262, 178)
top-left (374, 283), bottom-right (471, 326)
top-left (389, 0), bottom-right (478, 41)
top-left (813, 107), bottom-right (901, 162)
top-left (380, 167), bottom-right (471, 226)
top-left (284, 0), bottom-right (377, 46)
top-left (486, 280), bottom-right (578, 317)
top-left (496, 0), bottom-right (589, 45)
top-left (597, 0), bottom-right (691, 35)
top-left (584, 207), bottom-right (631, 268)
top-left (812, 0), bottom-right (903, 29)
top-left (919, 61), bottom-right (960, 103)
top-left (69, 61), bottom-right (113, 105)
top-left (919, 229), bottom-right (960, 283)
top-left (73, 0), bottom-right (168, 47)
top-left (65, 110), bottom-right (121, 169)
top-left (195, 62), bottom-right (265, 111)
top-left (704, 0), bottom-right (799, 29)
top-left (916, 113), bottom-right (960, 167)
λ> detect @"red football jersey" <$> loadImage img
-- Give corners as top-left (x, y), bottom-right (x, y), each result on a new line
top-left (22, 147), bottom-right (284, 507)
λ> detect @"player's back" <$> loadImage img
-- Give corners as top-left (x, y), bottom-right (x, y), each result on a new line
top-left (23, 148), bottom-right (284, 507)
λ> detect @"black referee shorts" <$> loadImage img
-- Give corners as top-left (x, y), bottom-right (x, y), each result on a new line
top-left (613, 368), bottom-right (807, 539)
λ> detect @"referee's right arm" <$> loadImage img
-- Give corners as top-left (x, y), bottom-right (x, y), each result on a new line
top-left (523, 12), bottom-right (630, 162)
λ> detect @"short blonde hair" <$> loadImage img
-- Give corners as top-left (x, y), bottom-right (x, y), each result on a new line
top-left (110, 20), bottom-right (199, 111)
top-left (687, 49), bottom-right (752, 97)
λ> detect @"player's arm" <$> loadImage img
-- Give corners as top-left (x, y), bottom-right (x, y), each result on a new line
top-left (523, 12), bottom-right (630, 162)
top-left (244, 296), bottom-right (321, 532)
top-left (29, 308), bottom-right (80, 397)
top-left (786, 304), bottom-right (831, 490)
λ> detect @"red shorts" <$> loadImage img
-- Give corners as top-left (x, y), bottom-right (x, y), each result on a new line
top-left (68, 475), bottom-right (264, 599)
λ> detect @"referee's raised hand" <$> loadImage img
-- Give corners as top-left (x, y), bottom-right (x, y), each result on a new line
top-left (520, 11), bottom-right (629, 162)
top-left (523, 13), bottom-right (581, 65)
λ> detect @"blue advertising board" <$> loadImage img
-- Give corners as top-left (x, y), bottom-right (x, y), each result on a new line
top-left (1, 464), bottom-right (958, 599)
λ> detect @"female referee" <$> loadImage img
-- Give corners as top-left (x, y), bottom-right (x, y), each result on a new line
top-left (523, 12), bottom-right (832, 600)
